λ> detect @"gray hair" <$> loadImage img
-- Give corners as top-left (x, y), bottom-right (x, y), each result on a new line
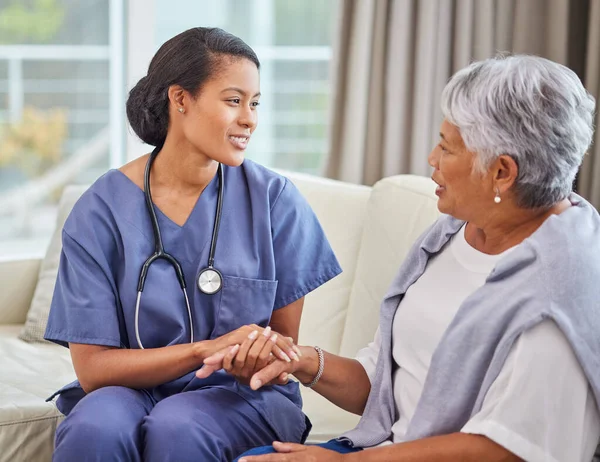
top-left (441, 55), bottom-right (595, 209)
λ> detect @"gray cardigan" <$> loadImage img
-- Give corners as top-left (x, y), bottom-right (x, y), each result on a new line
top-left (341, 194), bottom-right (600, 448)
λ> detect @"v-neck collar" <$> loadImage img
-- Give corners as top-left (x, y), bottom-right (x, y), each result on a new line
top-left (111, 168), bottom-right (220, 230)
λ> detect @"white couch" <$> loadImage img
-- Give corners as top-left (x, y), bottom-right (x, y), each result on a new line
top-left (0, 171), bottom-right (440, 462)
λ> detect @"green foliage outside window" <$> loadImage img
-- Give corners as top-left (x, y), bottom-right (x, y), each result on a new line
top-left (0, 0), bottom-right (65, 44)
top-left (0, 106), bottom-right (68, 178)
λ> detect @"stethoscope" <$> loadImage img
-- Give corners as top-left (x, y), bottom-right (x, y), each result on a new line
top-left (134, 146), bottom-right (224, 349)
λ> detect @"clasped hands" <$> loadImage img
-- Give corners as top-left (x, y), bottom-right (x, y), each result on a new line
top-left (196, 324), bottom-right (302, 388)
top-left (197, 327), bottom-right (348, 461)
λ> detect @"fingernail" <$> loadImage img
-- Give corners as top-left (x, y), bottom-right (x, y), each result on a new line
top-left (293, 345), bottom-right (303, 357)
top-left (252, 379), bottom-right (262, 389)
top-left (280, 352), bottom-right (291, 362)
top-left (270, 334), bottom-right (278, 343)
top-left (289, 350), bottom-right (300, 361)
top-left (262, 326), bottom-right (272, 337)
top-left (231, 344), bottom-right (240, 353)
top-left (248, 330), bottom-right (258, 340)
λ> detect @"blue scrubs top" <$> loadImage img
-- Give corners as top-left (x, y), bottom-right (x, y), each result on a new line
top-left (44, 159), bottom-right (342, 443)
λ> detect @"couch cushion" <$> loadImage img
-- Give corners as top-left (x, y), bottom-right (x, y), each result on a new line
top-left (0, 325), bottom-right (76, 461)
top-left (0, 258), bottom-right (40, 325)
top-left (280, 172), bottom-right (370, 440)
top-left (339, 175), bottom-right (440, 358)
top-left (282, 171), bottom-right (371, 354)
top-left (19, 185), bottom-right (87, 343)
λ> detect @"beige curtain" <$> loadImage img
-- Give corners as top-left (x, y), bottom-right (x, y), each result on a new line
top-left (326, 0), bottom-right (600, 208)
top-left (579, 0), bottom-right (600, 208)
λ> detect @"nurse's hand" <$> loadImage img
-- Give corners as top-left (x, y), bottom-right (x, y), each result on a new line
top-left (238, 442), bottom-right (346, 461)
top-left (214, 324), bottom-right (298, 364)
top-left (197, 326), bottom-right (298, 382)
top-left (198, 327), bottom-right (294, 385)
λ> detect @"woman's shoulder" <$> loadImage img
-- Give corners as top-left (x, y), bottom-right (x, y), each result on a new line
top-left (232, 159), bottom-right (291, 205)
top-left (538, 198), bottom-right (600, 274)
top-left (489, 198), bottom-right (600, 303)
top-left (237, 158), bottom-right (287, 184)
top-left (64, 168), bottom-right (139, 237)
top-left (74, 169), bottom-right (133, 209)
top-left (116, 154), bottom-right (147, 190)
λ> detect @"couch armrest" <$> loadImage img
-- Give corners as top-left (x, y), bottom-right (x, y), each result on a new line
top-left (0, 258), bottom-right (41, 324)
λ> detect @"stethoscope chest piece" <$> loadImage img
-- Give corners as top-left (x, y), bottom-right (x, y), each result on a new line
top-left (198, 267), bottom-right (223, 295)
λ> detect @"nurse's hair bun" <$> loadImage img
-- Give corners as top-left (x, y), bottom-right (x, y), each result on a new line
top-left (126, 75), bottom-right (169, 147)
top-left (127, 76), bottom-right (169, 146)
top-left (125, 27), bottom-right (260, 148)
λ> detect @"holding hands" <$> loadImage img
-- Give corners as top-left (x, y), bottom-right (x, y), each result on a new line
top-left (197, 324), bottom-right (302, 386)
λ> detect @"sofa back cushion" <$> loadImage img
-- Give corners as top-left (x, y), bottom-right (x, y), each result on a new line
top-left (339, 175), bottom-right (440, 358)
top-left (282, 171), bottom-right (371, 354)
top-left (19, 185), bottom-right (88, 343)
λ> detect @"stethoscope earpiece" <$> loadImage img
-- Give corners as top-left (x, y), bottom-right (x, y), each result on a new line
top-left (135, 147), bottom-right (224, 349)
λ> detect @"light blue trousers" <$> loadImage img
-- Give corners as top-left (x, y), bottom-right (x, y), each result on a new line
top-left (53, 386), bottom-right (279, 462)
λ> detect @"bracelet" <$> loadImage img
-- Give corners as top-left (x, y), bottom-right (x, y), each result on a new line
top-left (303, 346), bottom-right (324, 388)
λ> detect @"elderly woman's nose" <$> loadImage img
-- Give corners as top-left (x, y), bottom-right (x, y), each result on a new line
top-left (428, 147), bottom-right (439, 169)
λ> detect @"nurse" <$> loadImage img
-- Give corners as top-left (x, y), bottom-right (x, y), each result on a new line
top-left (44, 27), bottom-right (341, 462)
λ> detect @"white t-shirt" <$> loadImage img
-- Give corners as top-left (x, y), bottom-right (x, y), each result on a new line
top-left (355, 225), bottom-right (600, 461)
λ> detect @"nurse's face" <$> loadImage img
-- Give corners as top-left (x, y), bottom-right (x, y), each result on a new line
top-left (180, 57), bottom-right (260, 167)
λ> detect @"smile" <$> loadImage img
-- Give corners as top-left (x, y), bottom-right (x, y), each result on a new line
top-left (228, 135), bottom-right (249, 150)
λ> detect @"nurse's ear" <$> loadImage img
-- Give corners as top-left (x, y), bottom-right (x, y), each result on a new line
top-left (167, 85), bottom-right (189, 116)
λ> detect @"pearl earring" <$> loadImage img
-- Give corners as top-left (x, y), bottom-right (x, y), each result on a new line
top-left (494, 188), bottom-right (501, 204)
top-left (178, 107), bottom-right (184, 113)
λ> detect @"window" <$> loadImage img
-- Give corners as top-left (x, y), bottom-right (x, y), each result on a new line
top-left (127, 0), bottom-right (335, 173)
top-left (0, 0), bottom-right (125, 258)
top-left (0, 0), bottom-right (335, 259)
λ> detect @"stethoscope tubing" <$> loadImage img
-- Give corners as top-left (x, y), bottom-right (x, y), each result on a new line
top-left (135, 146), bottom-right (223, 349)
top-left (135, 288), bottom-right (193, 349)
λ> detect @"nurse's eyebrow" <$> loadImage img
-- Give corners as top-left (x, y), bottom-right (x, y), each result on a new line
top-left (221, 87), bottom-right (261, 98)
top-left (439, 132), bottom-right (446, 140)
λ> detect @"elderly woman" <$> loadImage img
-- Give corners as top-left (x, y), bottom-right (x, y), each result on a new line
top-left (207, 55), bottom-right (600, 461)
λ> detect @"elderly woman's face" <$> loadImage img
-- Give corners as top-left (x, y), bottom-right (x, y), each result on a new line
top-left (428, 120), bottom-right (490, 220)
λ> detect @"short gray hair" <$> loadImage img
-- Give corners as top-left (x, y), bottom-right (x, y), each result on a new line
top-left (441, 55), bottom-right (595, 209)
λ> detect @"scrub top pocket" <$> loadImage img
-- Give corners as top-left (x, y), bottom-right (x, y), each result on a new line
top-left (211, 275), bottom-right (278, 338)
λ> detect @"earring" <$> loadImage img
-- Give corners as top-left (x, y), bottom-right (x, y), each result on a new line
top-left (494, 188), bottom-right (501, 204)
top-left (178, 107), bottom-right (184, 113)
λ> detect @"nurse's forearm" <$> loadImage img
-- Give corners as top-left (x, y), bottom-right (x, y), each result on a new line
top-left (69, 341), bottom-right (213, 393)
top-left (344, 433), bottom-right (521, 462)
top-left (294, 346), bottom-right (371, 415)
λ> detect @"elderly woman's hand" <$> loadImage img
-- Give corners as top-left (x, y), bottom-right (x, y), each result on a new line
top-left (238, 442), bottom-right (346, 462)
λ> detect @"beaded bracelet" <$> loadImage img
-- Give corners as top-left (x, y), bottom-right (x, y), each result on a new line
top-left (303, 346), bottom-right (324, 388)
